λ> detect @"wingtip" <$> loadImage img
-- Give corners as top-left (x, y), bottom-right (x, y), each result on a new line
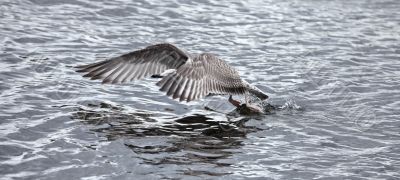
top-left (82, 73), bottom-right (93, 78)
top-left (74, 64), bottom-right (89, 69)
top-left (75, 64), bottom-right (92, 73)
top-left (101, 79), bottom-right (112, 84)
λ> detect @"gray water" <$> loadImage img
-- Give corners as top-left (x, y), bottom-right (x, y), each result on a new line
top-left (1, 0), bottom-right (400, 179)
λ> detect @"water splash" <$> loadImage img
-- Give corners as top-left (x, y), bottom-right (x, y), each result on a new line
top-left (277, 98), bottom-right (303, 111)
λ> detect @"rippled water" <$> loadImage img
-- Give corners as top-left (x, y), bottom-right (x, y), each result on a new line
top-left (1, 0), bottom-right (400, 179)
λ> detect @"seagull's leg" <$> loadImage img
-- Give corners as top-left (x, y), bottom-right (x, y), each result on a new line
top-left (228, 95), bottom-right (241, 108)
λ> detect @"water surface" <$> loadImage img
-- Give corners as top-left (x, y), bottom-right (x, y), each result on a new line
top-left (1, 0), bottom-right (400, 179)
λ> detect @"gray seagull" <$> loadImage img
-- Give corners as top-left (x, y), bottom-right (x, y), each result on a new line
top-left (75, 43), bottom-right (268, 105)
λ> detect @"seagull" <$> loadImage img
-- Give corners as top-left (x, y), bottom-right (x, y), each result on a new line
top-left (75, 43), bottom-right (268, 105)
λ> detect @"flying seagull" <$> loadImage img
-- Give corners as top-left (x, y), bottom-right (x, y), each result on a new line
top-left (75, 43), bottom-right (268, 104)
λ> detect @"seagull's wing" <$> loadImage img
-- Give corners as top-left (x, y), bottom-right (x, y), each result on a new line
top-left (156, 53), bottom-right (248, 102)
top-left (76, 43), bottom-right (189, 84)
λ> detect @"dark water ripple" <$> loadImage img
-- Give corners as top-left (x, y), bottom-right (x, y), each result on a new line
top-left (1, 0), bottom-right (400, 179)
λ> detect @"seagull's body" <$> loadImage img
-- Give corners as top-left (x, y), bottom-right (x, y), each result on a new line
top-left (76, 43), bottom-right (268, 104)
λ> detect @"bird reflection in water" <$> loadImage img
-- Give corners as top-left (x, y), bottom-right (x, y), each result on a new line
top-left (71, 102), bottom-right (267, 168)
top-left (72, 102), bottom-right (263, 139)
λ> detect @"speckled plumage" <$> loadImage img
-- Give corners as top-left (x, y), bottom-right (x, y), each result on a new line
top-left (76, 43), bottom-right (268, 102)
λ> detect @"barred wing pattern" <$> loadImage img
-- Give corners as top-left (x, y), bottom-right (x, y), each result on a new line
top-left (76, 43), bottom-right (189, 84)
top-left (156, 53), bottom-right (248, 102)
top-left (75, 43), bottom-right (268, 103)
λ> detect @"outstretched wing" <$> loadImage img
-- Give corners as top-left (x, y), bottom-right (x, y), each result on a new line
top-left (156, 53), bottom-right (248, 102)
top-left (76, 43), bottom-right (189, 84)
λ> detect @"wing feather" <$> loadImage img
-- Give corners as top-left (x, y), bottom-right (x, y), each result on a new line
top-left (156, 53), bottom-right (248, 102)
top-left (187, 81), bottom-right (197, 102)
top-left (77, 44), bottom-right (258, 102)
top-left (102, 63), bottom-right (125, 84)
top-left (159, 73), bottom-right (176, 92)
top-left (167, 75), bottom-right (181, 96)
top-left (76, 43), bottom-right (189, 84)
top-left (173, 77), bottom-right (187, 99)
top-left (120, 64), bottom-right (135, 83)
top-left (180, 79), bottom-right (192, 102)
